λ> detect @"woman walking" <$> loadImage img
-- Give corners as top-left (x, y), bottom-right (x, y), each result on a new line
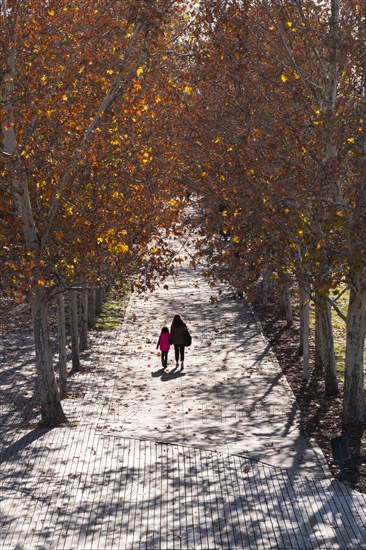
top-left (170, 314), bottom-right (188, 369)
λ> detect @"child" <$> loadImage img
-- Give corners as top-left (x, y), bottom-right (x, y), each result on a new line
top-left (156, 326), bottom-right (171, 369)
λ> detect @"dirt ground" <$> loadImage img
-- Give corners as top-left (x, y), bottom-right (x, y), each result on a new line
top-left (254, 298), bottom-right (366, 495)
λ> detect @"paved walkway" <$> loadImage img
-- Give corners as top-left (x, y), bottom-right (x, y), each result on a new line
top-left (1, 255), bottom-right (366, 549)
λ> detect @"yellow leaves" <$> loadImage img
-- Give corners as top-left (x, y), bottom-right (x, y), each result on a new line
top-left (232, 236), bottom-right (240, 244)
top-left (64, 204), bottom-right (74, 216)
top-left (20, 148), bottom-right (33, 159)
top-left (151, 247), bottom-right (159, 254)
top-left (347, 137), bottom-right (355, 143)
top-left (281, 70), bottom-right (301, 82)
top-left (62, 94), bottom-right (68, 101)
top-left (112, 190), bottom-right (124, 200)
top-left (286, 21), bottom-right (293, 27)
top-left (301, 146), bottom-right (307, 156)
top-left (312, 109), bottom-right (322, 125)
top-left (136, 66), bottom-right (144, 77)
top-left (141, 152), bottom-right (151, 164)
top-left (48, 9), bottom-right (55, 16)
top-left (114, 243), bottom-right (129, 254)
top-left (184, 86), bottom-right (193, 94)
top-left (213, 137), bottom-right (221, 143)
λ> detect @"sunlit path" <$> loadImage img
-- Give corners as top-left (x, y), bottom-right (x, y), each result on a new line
top-left (1, 248), bottom-right (366, 549)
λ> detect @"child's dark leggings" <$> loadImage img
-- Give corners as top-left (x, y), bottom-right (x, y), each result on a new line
top-left (174, 344), bottom-right (185, 362)
top-left (161, 351), bottom-right (168, 367)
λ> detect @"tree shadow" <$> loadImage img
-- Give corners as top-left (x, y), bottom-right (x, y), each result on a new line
top-left (0, 427), bottom-right (52, 464)
top-left (1, 433), bottom-right (365, 549)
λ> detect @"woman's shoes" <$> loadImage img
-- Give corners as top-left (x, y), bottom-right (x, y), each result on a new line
top-left (180, 362), bottom-right (184, 369)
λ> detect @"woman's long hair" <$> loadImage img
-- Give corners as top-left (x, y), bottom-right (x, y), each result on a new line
top-left (171, 314), bottom-right (184, 327)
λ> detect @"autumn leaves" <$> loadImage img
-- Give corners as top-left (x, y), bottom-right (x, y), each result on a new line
top-left (1, 1), bottom-right (365, 425)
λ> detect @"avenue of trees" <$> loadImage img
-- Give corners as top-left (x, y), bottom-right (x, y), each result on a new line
top-left (1, 0), bottom-right (365, 426)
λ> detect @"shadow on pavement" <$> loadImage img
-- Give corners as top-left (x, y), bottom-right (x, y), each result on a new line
top-left (0, 427), bottom-right (52, 464)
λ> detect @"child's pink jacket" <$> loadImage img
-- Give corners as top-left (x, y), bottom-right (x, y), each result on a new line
top-left (158, 332), bottom-right (170, 352)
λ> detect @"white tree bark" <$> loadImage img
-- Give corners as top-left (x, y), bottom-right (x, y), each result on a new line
top-left (88, 287), bottom-right (96, 327)
top-left (301, 289), bottom-right (310, 381)
top-left (95, 287), bottom-right (104, 316)
top-left (280, 285), bottom-right (293, 326)
top-left (262, 270), bottom-right (269, 306)
top-left (79, 285), bottom-right (89, 352)
top-left (343, 266), bottom-right (366, 424)
top-left (70, 289), bottom-right (81, 372)
top-left (57, 292), bottom-right (68, 400)
top-left (31, 286), bottom-right (67, 425)
top-left (315, 296), bottom-right (339, 395)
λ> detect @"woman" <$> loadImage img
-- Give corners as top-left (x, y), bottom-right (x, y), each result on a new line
top-left (170, 314), bottom-right (188, 369)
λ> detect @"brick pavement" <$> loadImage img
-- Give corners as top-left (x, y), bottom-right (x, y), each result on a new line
top-left (1, 259), bottom-right (366, 549)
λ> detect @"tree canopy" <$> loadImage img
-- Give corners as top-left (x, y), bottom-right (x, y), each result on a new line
top-left (1, 0), bottom-right (365, 425)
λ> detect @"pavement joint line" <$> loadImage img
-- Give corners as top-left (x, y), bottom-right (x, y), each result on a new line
top-left (1, 255), bottom-right (366, 549)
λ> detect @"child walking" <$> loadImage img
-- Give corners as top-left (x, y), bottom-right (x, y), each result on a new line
top-left (156, 326), bottom-right (171, 369)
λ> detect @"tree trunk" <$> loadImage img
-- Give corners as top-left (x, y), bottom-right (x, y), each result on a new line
top-left (301, 289), bottom-right (310, 381)
top-left (88, 287), bottom-right (96, 327)
top-left (315, 296), bottom-right (339, 395)
top-left (298, 283), bottom-right (305, 356)
top-left (57, 292), bottom-right (68, 399)
top-left (262, 270), bottom-right (269, 306)
top-left (79, 285), bottom-right (88, 352)
top-left (343, 266), bottom-right (366, 424)
top-left (31, 285), bottom-right (68, 426)
top-left (314, 298), bottom-right (323, 373)
top-left (280, 285), bottom-right (293, 326)
top-left (95, 286), bottom-right (104, 315)
top-left (70, 289), bottom-right (81, 372)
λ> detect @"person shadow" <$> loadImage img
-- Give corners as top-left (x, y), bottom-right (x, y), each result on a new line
top-left (151, 368), bottom-right (165, 378)
top-left (151, 365), bottom-right (186, 381)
